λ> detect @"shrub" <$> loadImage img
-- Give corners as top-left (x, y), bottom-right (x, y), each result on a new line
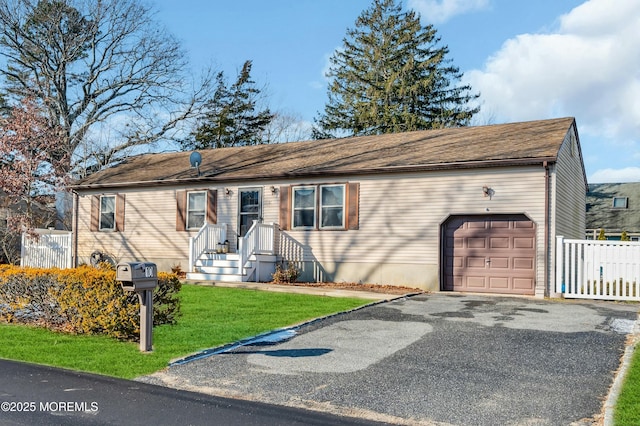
top-left (0, 265), bottom-right (181, 341)
top-left (271, 262), bottom-right (300, 284)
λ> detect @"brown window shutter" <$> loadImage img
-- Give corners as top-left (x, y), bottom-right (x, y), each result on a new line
top-left (206, 189), bottom-right (217, 224)
top-left (90, 195), bottom-right (99, 232)
top-left (176, 190), bottom-right (186, 231)
top-left (279, 186), bottom-right (290, 230)
top-left (115, 194), bottom-right (125, 232)
top-left (347, 182), bottom-right (359, 230)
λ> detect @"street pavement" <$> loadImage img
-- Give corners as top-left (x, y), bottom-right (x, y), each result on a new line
top-left (0, 358), bottom-right (384, 425)
top-left (140, 293), bottom-right (640, 426)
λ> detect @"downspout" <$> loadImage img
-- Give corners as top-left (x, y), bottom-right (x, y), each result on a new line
top-left (543, 161), bottom-right (550, 297)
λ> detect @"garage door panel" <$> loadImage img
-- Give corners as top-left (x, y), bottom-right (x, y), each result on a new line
top-left (490, 221), bottom-right (510, 229)
top-left (466, 276), bottom-right (487, 288)
top-left (490, 237), bottom-right (509, 248)
top-left (489, 277), bottom-right (510, 289)
top-left (489, 257), bottom-right (509, 269)
top-left (467, 257), bottom-right (486, 268)
top-left (443, 215), bottom-right (536, 295)
top-left (514, 237), bottom-right (535, 249)
top-left (515, 221), bottom-right (535, 229)
top-left (468, 238), bottom-right (486, 248)
top-left (513, 278), bottom-right (535, 290)
top-left (468, 221), bottom-right (487, 229)
top-left (513, 258), bottom-right (534, 270)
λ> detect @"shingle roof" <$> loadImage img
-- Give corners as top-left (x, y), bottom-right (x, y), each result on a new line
top-left (586, 182), bottom-right (640, 232)
top-left (74, 117), bottom-right (577, 189)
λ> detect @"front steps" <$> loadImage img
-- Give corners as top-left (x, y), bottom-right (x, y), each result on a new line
top-left (186, 252), bottom-right (277, 282)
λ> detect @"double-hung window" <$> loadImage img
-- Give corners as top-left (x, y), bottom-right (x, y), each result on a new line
top-left (320, 185), bottom-right (345, 229)
top-left (292, 186), bottom-right (316, 229)
top-left (99, 195), bottom-right (116, 231)
top-left (291, 184), bottom-right (346, 230)
top-left (187, 191), bottom-right (206, 230)
top-left (91, 194), bottom-right (124, 232)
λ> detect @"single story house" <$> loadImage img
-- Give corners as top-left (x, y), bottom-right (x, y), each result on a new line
top-left (71, 117), bottom-right (586, 297)
top-left (586, 182), bottom-right (640, 241)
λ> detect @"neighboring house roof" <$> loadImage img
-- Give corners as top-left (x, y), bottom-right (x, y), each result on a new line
top-left (586, 182), bottom-right (640, 232)
top-left (73, 117), bottom-right (579, 190)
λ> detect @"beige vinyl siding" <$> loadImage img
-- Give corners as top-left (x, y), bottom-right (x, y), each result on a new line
top-left (77, 187), bottom-right (204, 270)
top-left (76, 167), bottom-right (551, 292)
top-left (273, 167), bottom-right (548, 292)
top-left (77, 184), bottom-right (280, 270)
top-left (216, 188), bottom-right (237, 250)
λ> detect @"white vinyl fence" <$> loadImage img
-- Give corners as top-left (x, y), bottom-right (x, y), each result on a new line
top-left (20, 229), bottom-right (72, 269)
top-left (556, 236), bottom-right (640, 301)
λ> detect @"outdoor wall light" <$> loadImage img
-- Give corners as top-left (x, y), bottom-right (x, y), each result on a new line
top-left (482, 186), bottom-right (495, 199)
top-left (225, 188), bottom-right (231, 195)
top-left (270, 186), bottom-right (277, 194)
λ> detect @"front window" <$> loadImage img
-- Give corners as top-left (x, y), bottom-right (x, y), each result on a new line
top-left (99, 195), bottom-right (116, 231)
top-left (292, 186), bottom-right (316, 229)
top-left (187, 191), bottom-right (206, 230)
top-left (320, 185), bottom-right (345, 229)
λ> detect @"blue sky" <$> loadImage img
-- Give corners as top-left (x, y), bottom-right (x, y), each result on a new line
top-left (154, 0), bottom-right (640, 183)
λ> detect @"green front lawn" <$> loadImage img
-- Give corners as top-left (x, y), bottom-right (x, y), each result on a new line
top-left (614, 345), bottom-right (640, 425)
top-left (0, 284), bottom-right (368, 379)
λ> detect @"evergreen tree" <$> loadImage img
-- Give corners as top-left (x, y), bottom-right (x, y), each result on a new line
top-left (188, 60), bottom-right (274, 149)
top-left (314, 0), bottom-right (479, 138)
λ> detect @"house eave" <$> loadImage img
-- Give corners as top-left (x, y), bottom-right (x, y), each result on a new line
top-left (70, 156), bottom-right (557, 192)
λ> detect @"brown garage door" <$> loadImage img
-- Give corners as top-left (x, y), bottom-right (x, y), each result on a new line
top-left (443, 215), bottom-right (536, 295)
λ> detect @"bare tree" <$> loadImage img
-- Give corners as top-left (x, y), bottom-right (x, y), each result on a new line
top-left (0, 97), bottom-right (64, 262)
top-left (0, 0), bottom-right (211, 177)
top-left (261, 111), bottom-right (312, 143)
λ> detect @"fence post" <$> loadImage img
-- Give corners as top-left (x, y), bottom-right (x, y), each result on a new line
top-left (20, 233), bottom-right (26, 267)
top-left (555, 236), bottom-right (564, 294)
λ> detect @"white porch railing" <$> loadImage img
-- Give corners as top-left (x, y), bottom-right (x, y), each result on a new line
top-left (188, 222), bottom-right (276, 276)
top-left (556, 236), bottom-right (640, 301)
top-left (21, 230), bottom-right (72, 269)
top-left (239, 221), bottom-right (276, 270)
top-left (188, 223), bottom-right (227, 273)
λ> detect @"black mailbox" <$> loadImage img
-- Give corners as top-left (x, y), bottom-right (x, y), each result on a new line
top-left (116, 262), bottom-right (158, 291)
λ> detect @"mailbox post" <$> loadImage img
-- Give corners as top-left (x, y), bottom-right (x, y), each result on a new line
top-left (116, 262), bottom-right (158, 352)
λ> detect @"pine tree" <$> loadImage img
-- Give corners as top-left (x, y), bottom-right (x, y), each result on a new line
top-left (188, 60), bottom-right (274, 149)
top-left (314, 0), bottom-right (479, 138)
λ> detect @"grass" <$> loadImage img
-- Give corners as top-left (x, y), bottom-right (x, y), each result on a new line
top-left (614, 345), bottom-right (640, 425)
top-left (0, 284), bottom-right (368, 379)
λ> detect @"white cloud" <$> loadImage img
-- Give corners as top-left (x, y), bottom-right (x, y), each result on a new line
top-left (465, 0), bottom-right (640, 181)
top-left (589, 167), bottom-right (640, 183)
top-left (465, 0), bottom-right (640, 145)
top-left (311, 49), bottom-right (341, 90)
top-left (408, 0), bottom-right (489, 24)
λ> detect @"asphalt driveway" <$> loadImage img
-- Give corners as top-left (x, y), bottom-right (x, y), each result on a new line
top-left (139, 294), bottom-right (639, 425)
